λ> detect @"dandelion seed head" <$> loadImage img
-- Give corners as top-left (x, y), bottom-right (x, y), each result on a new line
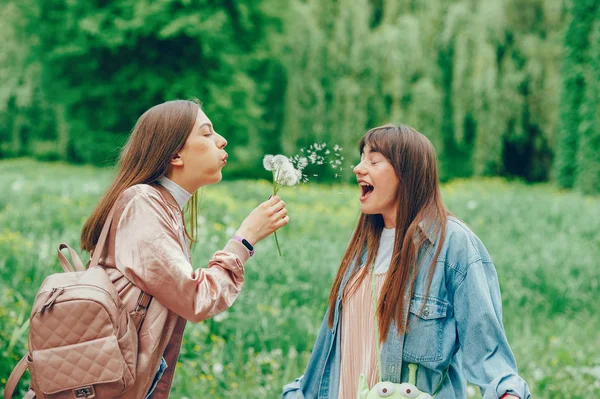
top-left (273, 158), bottom-right (300, 186)
top-left (276, 169), bottom-right (298, 186)
top-left (273, 154), bottom-right (288, 168)
top-left (263, 155), bottom-right (275, 171)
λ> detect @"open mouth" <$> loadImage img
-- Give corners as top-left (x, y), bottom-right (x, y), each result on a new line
top-left (360, 183), bottom-right (374, 201)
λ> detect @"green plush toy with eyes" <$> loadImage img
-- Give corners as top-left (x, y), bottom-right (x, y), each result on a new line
top-left (358, 364), bottom-right (433, 399)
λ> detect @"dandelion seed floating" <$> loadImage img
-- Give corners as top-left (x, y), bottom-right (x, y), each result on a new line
top-left (262, 143), bottom-right (344, 256)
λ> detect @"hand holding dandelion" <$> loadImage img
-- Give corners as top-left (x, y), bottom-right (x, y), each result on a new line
top-left (234, 194), bottom-right (288, 255)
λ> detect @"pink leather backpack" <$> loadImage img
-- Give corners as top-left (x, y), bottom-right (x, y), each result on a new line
top-left (4, 206), bottom-right (151, 399)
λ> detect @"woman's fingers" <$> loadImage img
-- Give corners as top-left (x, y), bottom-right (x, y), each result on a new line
top-left (265, 195), bottom-right (281, 207)
top-left (270, 199), bottom-right (286, 215)
top-left (238, 195), bottom-right (288, 242)
top-left (274, 206), bottom-right (288, 221)
top-left (275, 215), bottom-right (289, 228)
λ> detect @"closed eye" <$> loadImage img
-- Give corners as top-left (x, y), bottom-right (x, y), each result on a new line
top-left (199, 122), bottom-right (214, 137)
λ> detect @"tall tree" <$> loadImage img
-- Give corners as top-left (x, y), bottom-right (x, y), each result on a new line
top-left (0, 1), bottom-right (42, 158)
top-left (575, 9), bottom-right (600, 194)
top-left (12, 0), bottom-right (286, 167)
top-left (555, 0), bottom-right (598, 188)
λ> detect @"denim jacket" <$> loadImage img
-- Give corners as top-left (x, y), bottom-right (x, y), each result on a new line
top-left (283, 217), bottom-right (531, 399)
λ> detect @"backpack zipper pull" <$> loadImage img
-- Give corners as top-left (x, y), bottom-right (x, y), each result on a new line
top-left (41, 287), bottom-right (65, 313)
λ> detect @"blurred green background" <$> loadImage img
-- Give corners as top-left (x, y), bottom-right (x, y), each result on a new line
top-left (1, 0), bottom-right (599, 398)
top-left (1, 0), bottom-right (599, 191)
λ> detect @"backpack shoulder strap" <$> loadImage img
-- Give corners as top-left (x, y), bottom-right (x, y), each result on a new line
top-left (57, 243), bottom-right (85, 273)
top-left (88, 204), bottom-right (117, 269)
top-left (131, 291), bottom-right (153, 332)
top-left (89, 201), bottom-right (154, 329)
top-left (4, 355), bottom-right (28, 399)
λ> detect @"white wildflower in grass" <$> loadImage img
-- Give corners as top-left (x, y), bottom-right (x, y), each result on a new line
top-left (212, 363), bottom-right (224, 374)
top-left (213, 311), bottom-right (229, 323)
top-left (263, 143), bottom-right (344, 255)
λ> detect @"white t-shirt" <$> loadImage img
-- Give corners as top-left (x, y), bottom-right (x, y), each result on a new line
top-left (373, 227), bottom-right (395, 273)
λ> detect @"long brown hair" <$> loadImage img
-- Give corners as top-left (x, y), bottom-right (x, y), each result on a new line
top-left (327, 125), bottom-right (448, 341)
top-left (81, 99), bottom-right (202, 252)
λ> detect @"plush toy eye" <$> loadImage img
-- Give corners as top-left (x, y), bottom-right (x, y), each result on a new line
top-left (375, 382), bottom-right (396, 397)
top-left (397, 383), bottom-right (420, 398)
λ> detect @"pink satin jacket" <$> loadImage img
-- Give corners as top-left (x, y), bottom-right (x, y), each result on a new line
top-left (94, 183), bottom-right (250, 398)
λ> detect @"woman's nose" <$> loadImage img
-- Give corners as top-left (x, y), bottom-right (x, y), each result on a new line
top-left (353, 161), bottom-right (365, 175)
top-left (217, 133), bottom-right (227, 149)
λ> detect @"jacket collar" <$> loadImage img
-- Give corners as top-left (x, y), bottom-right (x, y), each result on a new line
top-left (157, 176), bottom-right (192, 209)
top-left (417, 218), bottom-right (439, 244)
top-left (152, 183), bottom-right (181, 213)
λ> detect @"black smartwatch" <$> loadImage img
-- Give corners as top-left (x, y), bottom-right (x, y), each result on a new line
top-left (233, 235), bottom-right (254, 256)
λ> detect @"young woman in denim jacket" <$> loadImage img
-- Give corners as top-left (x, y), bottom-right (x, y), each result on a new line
top-left (283, 125), bottom-right (530, 399)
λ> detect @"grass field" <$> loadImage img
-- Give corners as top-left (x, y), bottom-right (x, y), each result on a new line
top-left (1, 159), bottom-right (598, 398)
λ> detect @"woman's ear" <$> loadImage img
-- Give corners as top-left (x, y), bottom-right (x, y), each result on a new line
top-left (170, 153), bottom-right (184, 167)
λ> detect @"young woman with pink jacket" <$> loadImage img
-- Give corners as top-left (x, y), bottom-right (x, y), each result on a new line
top-left (80, 99), bottom-right (288, 398)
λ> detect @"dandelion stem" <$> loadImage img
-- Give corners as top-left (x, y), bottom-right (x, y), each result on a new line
top-left (273, 231), bottom-right (282, 256)
top-left (272, 169), bottom-right (282, 256)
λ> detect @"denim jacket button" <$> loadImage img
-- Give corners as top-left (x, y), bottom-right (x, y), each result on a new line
top-left (423, 306), bottom-right (430, 317)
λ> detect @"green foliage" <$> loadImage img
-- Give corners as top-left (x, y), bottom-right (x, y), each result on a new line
top-left (575, 8), bottom-right (600, 195)
top-left (1, 160), bottom-right (599, 398)
top-left (0, 0), bottom-right (287, 167)
top-left (555, 0), bottom-right (598, 190)
top-left (280, 0), bottom-right (566, 181)
top-left (0, 0), bottom-right (599, 192)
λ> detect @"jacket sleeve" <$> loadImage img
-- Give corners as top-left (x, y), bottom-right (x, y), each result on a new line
top-left (282, 375), bottom-right (306, 399)
top-left (282, 311), bottom-right (334, 399)
top-left (113, 190), bottom-right (250, 323)
top-left (454, 257), bottom-right (531, 399)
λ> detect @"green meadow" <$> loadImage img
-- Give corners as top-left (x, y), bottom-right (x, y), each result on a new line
top-left (1, 159), bottom-right (598, 398)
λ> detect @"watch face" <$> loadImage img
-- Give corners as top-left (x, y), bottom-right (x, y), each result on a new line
top-left (242, 239), bottom-right (254, 251)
